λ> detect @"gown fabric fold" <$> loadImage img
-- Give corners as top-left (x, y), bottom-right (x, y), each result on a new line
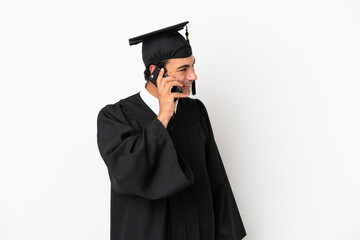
top-left (97, 92), bottom-right (246, 240)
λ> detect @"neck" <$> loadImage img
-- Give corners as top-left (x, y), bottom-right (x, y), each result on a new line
top-left (145, 81), bottom-right (159, 99)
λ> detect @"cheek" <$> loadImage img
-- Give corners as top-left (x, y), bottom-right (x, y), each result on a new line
top-left (174, 73), bottom-right (186, 81)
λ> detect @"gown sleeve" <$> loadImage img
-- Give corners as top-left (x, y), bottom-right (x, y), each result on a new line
top-left (196, 99), bottom-right (247, 240)
top-left (97, 103), bottom-right (194, 200)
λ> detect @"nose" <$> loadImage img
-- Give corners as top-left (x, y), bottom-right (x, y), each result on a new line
top-left (187, 67), bottom-right (197, 82)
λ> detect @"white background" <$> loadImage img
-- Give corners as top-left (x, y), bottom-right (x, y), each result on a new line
top-left (1, 0), bottom-right (359, 239)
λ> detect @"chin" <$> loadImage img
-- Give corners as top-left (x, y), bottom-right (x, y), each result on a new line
top-left (183, 89), bottom-right (191, 96)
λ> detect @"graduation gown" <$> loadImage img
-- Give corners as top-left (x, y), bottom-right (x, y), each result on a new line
top-left (96, 92), bottom-right (246, 240)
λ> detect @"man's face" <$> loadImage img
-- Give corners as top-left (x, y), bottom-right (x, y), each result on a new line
top-left (165, 55), bottom-right (197, 95)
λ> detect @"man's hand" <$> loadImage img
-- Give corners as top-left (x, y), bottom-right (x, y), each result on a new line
top-left (156, 68), bottom-right (189, 128)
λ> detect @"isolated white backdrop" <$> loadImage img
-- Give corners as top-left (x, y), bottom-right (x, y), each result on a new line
top-left (1, 0), bottom-right (359, 239)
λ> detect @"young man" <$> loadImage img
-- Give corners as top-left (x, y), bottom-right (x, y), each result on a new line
top-left (97, 21), bottom-right (246, 240)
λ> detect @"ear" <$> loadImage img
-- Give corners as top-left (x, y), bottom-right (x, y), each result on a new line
top-left (149, 65), bottom-right (156, 74)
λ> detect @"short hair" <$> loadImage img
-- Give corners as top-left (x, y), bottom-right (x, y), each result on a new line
top-left (143, 59), bottom-right (169, 87)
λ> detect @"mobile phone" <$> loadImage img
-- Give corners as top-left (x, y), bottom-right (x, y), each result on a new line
top-left (149, 67), bottom-right (182, 102)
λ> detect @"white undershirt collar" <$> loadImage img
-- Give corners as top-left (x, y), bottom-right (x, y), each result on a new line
top-left (139, 86), bottom-right (178, 116)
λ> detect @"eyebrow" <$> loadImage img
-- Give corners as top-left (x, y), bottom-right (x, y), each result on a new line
top-left (176, 58), bottom-right (196, 70)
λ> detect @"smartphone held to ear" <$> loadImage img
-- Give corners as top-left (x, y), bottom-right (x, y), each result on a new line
top-left (149, 67), bottom-right (183, 102)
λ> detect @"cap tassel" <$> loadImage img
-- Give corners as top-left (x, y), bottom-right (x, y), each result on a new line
top-left (185, 25), bottom-right (190, 43)
top-left (191, 81), bottom-right (196, 95)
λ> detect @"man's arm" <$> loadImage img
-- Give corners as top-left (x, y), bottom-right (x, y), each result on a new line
top-left (97, 104), bottom-right (194, 200)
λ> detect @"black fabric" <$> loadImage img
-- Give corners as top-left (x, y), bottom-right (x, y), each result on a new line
top-left (129, 21), bottom-right (192, 67)
top-left (97, 92), bottom-right (247, 240)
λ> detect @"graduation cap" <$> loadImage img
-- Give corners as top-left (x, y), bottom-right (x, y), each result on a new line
top-left (129, 21), bottom-right (196, 95)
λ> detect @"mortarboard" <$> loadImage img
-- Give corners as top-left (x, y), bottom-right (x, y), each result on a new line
top-left (129, 21), bottom-right (196, 95)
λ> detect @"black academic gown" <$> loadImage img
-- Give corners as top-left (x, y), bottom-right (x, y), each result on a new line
top-left (97, 92), bottom-right (246, 240)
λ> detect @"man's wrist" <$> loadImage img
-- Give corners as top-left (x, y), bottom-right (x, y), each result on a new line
top-left (157, 113), bottom-right (172, 128)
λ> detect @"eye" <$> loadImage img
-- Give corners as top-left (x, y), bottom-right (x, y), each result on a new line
top-left (180, 68), bottom-right (187, 72)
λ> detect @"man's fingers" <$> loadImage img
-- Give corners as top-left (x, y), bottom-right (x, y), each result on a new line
top-left (172, 92), bottom-right (190, 98)
top-left (157, 72), bottom-right (177, 89)
top-left (165, 80), bottom-right (183, 92)
top-left (162, 76), bottom-right (178, 82)
top-left (156, 68), bottom-right (165, 87)
top-left (158, 76), bottom-right (181, 92)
